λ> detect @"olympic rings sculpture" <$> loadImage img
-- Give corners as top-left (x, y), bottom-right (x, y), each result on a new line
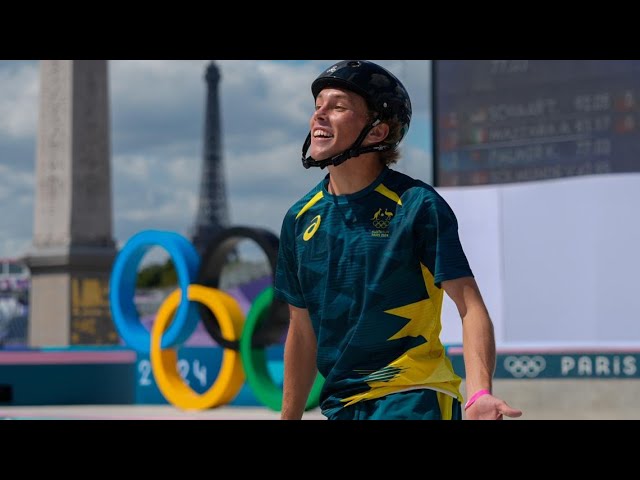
top-left (109, 228), bottom-right (324, 411)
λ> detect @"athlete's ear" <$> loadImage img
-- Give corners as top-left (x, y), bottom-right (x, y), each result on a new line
top-left (366, 122), bottom-right (390, 145)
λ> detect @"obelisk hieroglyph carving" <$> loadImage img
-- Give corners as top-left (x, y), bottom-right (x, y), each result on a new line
top-left (25, 60), bottom-right (118, 347)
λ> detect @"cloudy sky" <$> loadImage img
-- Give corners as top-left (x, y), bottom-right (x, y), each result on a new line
top-left (0, 60), bottom-right (433, 261)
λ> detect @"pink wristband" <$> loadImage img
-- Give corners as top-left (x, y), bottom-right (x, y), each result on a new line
top-left (464, 389), bottom-right (491, 410)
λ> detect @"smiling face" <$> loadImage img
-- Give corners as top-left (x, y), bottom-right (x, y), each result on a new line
top-left (309, 88), bottom-right (371, 161)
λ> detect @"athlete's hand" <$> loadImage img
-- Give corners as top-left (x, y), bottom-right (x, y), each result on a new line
top-left (464, 394), bottom-right (522, 420)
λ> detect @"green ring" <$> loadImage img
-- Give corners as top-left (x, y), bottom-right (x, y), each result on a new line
top-left (240, 287), bottom-right (324, 412)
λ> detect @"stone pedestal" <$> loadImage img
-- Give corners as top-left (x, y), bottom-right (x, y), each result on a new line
top-left (25, 60), bottom-right (118, 347)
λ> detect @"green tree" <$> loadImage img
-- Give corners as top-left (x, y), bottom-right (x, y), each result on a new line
top-left (136, 260), bottom-right (177, 288)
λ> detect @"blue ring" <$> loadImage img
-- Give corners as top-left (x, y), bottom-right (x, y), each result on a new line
top-left (109, 230), bottom-right (201, 353)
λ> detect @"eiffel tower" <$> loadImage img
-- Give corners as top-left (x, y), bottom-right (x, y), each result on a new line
top-left (191, 61), bottom-right (230, 256)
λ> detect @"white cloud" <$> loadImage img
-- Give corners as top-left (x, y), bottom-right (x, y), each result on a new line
top-left (0, 61), bottom-right (39, 139)
top-left (113, 154), bottom-right (153, 180)
top-left (0, 237), bottom-right (31, 260)
top-left (110, 60), bottom-right (209, 110)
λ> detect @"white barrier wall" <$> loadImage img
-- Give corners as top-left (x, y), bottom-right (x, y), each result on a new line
top-left (437, 173), bottom-right (640, 348)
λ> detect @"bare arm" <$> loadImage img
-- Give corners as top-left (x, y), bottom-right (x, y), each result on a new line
top-left (442, 276), bottom-right (522, 420)
top-left (281, 305), bottom-right (318, 420)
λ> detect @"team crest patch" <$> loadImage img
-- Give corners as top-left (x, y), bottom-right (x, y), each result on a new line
top-left (371, 207), bottom-right (393, 237)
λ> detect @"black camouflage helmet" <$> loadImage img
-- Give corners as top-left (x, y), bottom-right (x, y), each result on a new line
top-left (311, 60), bottom-right (412, 147)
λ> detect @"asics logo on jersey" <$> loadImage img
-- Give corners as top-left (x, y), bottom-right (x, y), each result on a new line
top-left (303, 215), bottom-right (321, 241)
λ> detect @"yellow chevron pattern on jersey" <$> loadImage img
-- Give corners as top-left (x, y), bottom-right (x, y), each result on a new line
top-left (295, 191), bottom-right (324, 219)
top-left (374, 184), bottom-right (403, 205)
top-left (341, 262), bottom-right (462, 406)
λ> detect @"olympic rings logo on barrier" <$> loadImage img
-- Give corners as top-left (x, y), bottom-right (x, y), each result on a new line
top-left (109, 228), bottom-right (324, 411)
top-left (503, 355), bottom-right (547, 378)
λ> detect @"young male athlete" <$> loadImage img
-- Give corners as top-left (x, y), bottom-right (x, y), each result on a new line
top-left (274, 60), bottom-right (522, 420)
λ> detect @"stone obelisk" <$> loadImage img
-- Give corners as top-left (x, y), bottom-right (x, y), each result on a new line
top-left (25, 60), bottom-right (118, 347)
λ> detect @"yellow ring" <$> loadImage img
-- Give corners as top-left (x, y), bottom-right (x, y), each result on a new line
top-left (150, 285), bottom-right (246, 410)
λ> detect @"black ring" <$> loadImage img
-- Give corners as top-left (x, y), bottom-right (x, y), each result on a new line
top-left (196, 226), bottom-right (289, 350)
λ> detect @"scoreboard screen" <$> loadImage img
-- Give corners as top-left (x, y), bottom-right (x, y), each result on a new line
top-left (432, 60), bottom-right (640, 186)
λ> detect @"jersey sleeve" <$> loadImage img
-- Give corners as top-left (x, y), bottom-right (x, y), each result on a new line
top-left (274, 212), bottom-right (307, 308)
top-left (417, 191), bottom-right (473, 287)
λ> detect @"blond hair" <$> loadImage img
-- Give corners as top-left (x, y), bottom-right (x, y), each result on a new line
top-left (375, 115), bottom-right (403, 166)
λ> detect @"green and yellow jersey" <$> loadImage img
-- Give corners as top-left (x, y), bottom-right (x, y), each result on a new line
top-left (275, 167), bottom-right (472, 416)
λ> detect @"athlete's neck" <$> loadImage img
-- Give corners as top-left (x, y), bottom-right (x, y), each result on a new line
top-left (327, 155), bottom-right (384, 196)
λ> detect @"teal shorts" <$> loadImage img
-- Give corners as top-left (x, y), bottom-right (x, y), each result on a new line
top-left (324, 388), bottom-right (462, 420)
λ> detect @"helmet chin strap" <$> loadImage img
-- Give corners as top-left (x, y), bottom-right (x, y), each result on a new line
top-left (301, 119), bottom-right (389, 169)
